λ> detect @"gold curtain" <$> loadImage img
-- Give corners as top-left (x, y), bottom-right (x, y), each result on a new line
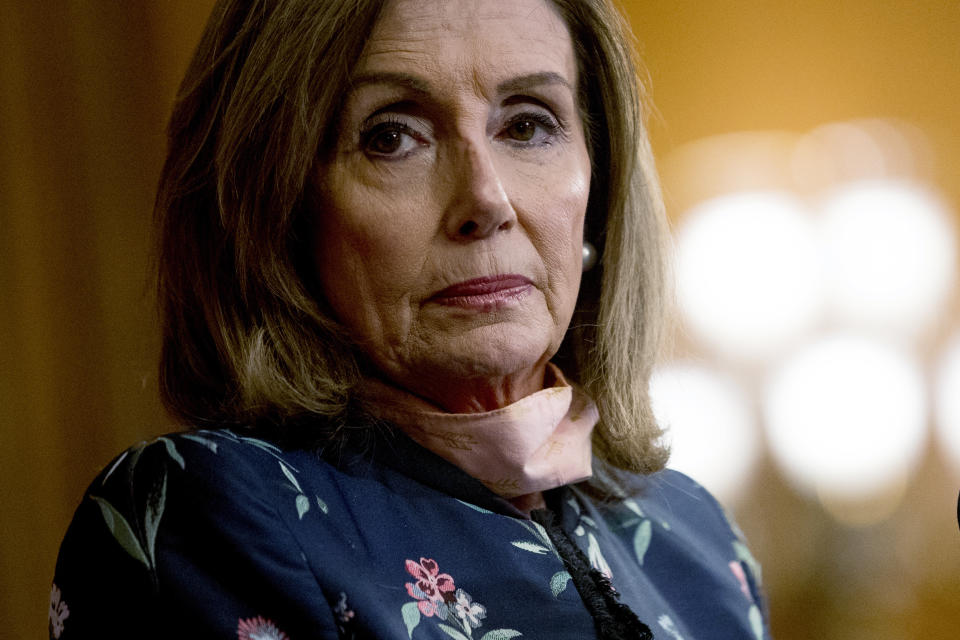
top-left (0, 2), bottom-right (212, 635)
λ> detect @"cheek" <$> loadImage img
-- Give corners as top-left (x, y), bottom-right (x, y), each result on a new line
top-left (521, 155), bottom-right (590, 271)
top-left (313, 192), bottom-right (413, 323)
top-left (541, 155), bottom-right (590, 310)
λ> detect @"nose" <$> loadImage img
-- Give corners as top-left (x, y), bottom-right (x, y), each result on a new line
top-left (442, 139), bottom-right (516, 241)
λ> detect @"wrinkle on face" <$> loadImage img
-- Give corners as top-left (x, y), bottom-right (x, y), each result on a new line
top-left (312, 0), bottom-right (591, 412)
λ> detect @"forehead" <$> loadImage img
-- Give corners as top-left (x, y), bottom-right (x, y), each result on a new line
top-left (358, 0), bottom-right (577, 90)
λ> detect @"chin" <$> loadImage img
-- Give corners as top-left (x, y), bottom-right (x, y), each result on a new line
top-left (438, 324), bottom-right (558, 381)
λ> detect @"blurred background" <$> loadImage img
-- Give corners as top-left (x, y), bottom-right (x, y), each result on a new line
top-left (2, 1), bottom-right (958, 637)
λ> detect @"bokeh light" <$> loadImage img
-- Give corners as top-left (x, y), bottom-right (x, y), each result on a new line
top-left (665, 123), bottom-right (957, 526)
top-left (819, 180), bottom-right (957, 338)
top-left (763, 334), bottom-right (928, 501)
top-left (791, 119), bottom-right (934, 193)
top-left (675, 191), bottom-right (823, 363)
top-left (935, 331), bottom-right (960, 475)
top-left (650, 362), bottom-right (760, 503)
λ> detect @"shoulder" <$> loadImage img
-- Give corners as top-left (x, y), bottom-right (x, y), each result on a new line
top-left (585, 465), bottom-right (765, 592)
top-left (58, 428), bottom-right (309, 567)
top-left (639, 468), bottom-right (735, 530)
top-left (622, 469), bottom-right (767, 618)
top-left (51, 429), bottom-right (342, 638)
top-left (77, 428), bottom-right (332, 559)
top-left (83, 430), bottom-right (296, 516)
top-left (592, 464), bottom-right (737, 532)
top-left (574, 468), bottom-right (770, 637)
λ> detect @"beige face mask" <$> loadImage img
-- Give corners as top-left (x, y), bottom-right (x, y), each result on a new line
top-left (358, 363), bottom-right (597, 499)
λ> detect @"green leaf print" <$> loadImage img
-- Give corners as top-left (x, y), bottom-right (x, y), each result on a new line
top-left (510, 541), bottom-right (550, 554)
top-left (144, 469), bottom-right (167, 566)
top-left (623, 498), bottom-right (645, 518)
top-left (734, 540), bottom-right (762, 586)
top-left (455, 499), bottom-right (493, 514)
top-left (238, 434), bottom-right (283, 453)
top-left (316, 496), bottom-right (329, 514)
top-left (295, 494), bottom-right (310, 519)
top-left (91, 495), bottom-right (149, 568)
top-left (180, 433), bottom-right (219, 454)
top-left (586, 532), bottom-right (612, 577)
top-left (279, 461), bottom-right (303, 493)
top-left (157, 437), bottom-right (186, 470)
top-left (101, 449), bottom-right (130, 485)
top-left (633, 519), bottom-right (652, 565)
top-left (438, 623), bottom-right (470, 640)
top-left (518, 521), bottom-right (554, 552)
top-left (550, 571), bottom-right (572, 597)
top-left (401, 601), bottom-right (421, 639)
top-left (479, 630), bottom-right (522, 640)
top-left (749, 604), bottom-right (764, 639)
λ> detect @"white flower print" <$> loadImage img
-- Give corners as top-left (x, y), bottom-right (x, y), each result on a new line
top-left (453, 589), bottom-right (487, 629)
top-left (401, 557), bottom-right (521, 640)
top-left (48, 583), bottom-right (70, 639)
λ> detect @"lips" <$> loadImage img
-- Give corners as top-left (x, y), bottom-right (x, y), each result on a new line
top-left (429, 274), bottom-right (533, 309)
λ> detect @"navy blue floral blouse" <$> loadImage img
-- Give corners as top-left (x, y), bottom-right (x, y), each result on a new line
top-left (51, 427), bottom-right (769, 639)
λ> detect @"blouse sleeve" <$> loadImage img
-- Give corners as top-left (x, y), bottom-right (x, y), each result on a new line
top-left (50, 433), bottom-right (341, 639)
top-left (673, 470), bottom-right (771, 636)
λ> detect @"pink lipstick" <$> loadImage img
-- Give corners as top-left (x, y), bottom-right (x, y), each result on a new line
top-left (430, 275), bottom-right (533, 310)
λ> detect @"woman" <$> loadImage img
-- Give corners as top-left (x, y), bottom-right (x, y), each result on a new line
top-left (51, 0), bottom-right (769, 638)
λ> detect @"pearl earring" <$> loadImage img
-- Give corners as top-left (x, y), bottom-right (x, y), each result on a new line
top-left (582, 241), bottom-right (598, 272)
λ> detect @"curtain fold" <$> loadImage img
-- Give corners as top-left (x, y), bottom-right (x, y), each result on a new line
top-left (0, 2), bottom-right (212, 635)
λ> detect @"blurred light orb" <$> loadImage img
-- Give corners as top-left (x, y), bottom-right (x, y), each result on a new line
top-left (651, 362), bottom-right (759, 503)
top-left (791, 119), bottom-right (932, 192)
top-left (676, 191), bottom-right (823, 362)
top-left (764, 334), bottom-right (927, 500)
top-left (935, 331), bottom-right (960, 474)
top-left (819, 180), bottom-right (957, 337)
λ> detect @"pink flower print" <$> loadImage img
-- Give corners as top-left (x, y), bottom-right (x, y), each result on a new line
top-left (48, 583), bottom-right (69, 639)
top-left (453, 588), bottom-right (487, 629)
top-left (405, 557), bottom-right (456, 617)
top-left (729, 561), bottom-right (753, 601)
top-left (237, 616), bottom-right (290, 640)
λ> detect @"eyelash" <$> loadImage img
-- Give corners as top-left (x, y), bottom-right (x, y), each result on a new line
top-left (500, 112), bottom-right (564, 145)
top-left (358, 110), bottom-right (566, 159)
top-left (359, 117), bottom-right (424, 157)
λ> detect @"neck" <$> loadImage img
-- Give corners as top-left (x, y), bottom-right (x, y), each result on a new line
top-left (509, 492), bottom-right (546, 514)
top-left (357, 362), bottom-right (597, 500)
top-left (379, 364), bottom-right (550, 414)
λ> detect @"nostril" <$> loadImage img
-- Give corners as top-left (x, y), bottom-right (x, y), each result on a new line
top-left (458, 221), bottom-right (478, 236)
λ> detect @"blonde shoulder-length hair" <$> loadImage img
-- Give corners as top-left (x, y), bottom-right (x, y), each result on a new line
top-left (156, 0), bottom-right (669, 474)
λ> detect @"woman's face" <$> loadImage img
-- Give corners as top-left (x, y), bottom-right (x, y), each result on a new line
top-left (313, 0), bottom-right (591, 411)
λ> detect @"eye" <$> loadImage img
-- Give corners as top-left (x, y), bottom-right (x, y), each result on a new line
top-left (369, 128), bottom-right (404, 154)
top-left (505, 119), bottom-right (538, 142)
top-left (360, 120), bottom-right (425, 157)
top-left (500, 112), bottom-right (564, 146)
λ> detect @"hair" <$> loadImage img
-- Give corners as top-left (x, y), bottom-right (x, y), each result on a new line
top-left (156, 0), bottom-right (669, 474)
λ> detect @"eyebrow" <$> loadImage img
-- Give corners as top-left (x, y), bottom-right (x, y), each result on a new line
top-left (349, 71), bottom-right (432, 96)
top-left (347, 70), bottom-right (573, 97)
top-left (496, 71), bottom-right (572, 94)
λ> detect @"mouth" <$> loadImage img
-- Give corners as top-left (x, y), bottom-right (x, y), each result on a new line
top-left (429, 274), bottom-right (534, 310)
